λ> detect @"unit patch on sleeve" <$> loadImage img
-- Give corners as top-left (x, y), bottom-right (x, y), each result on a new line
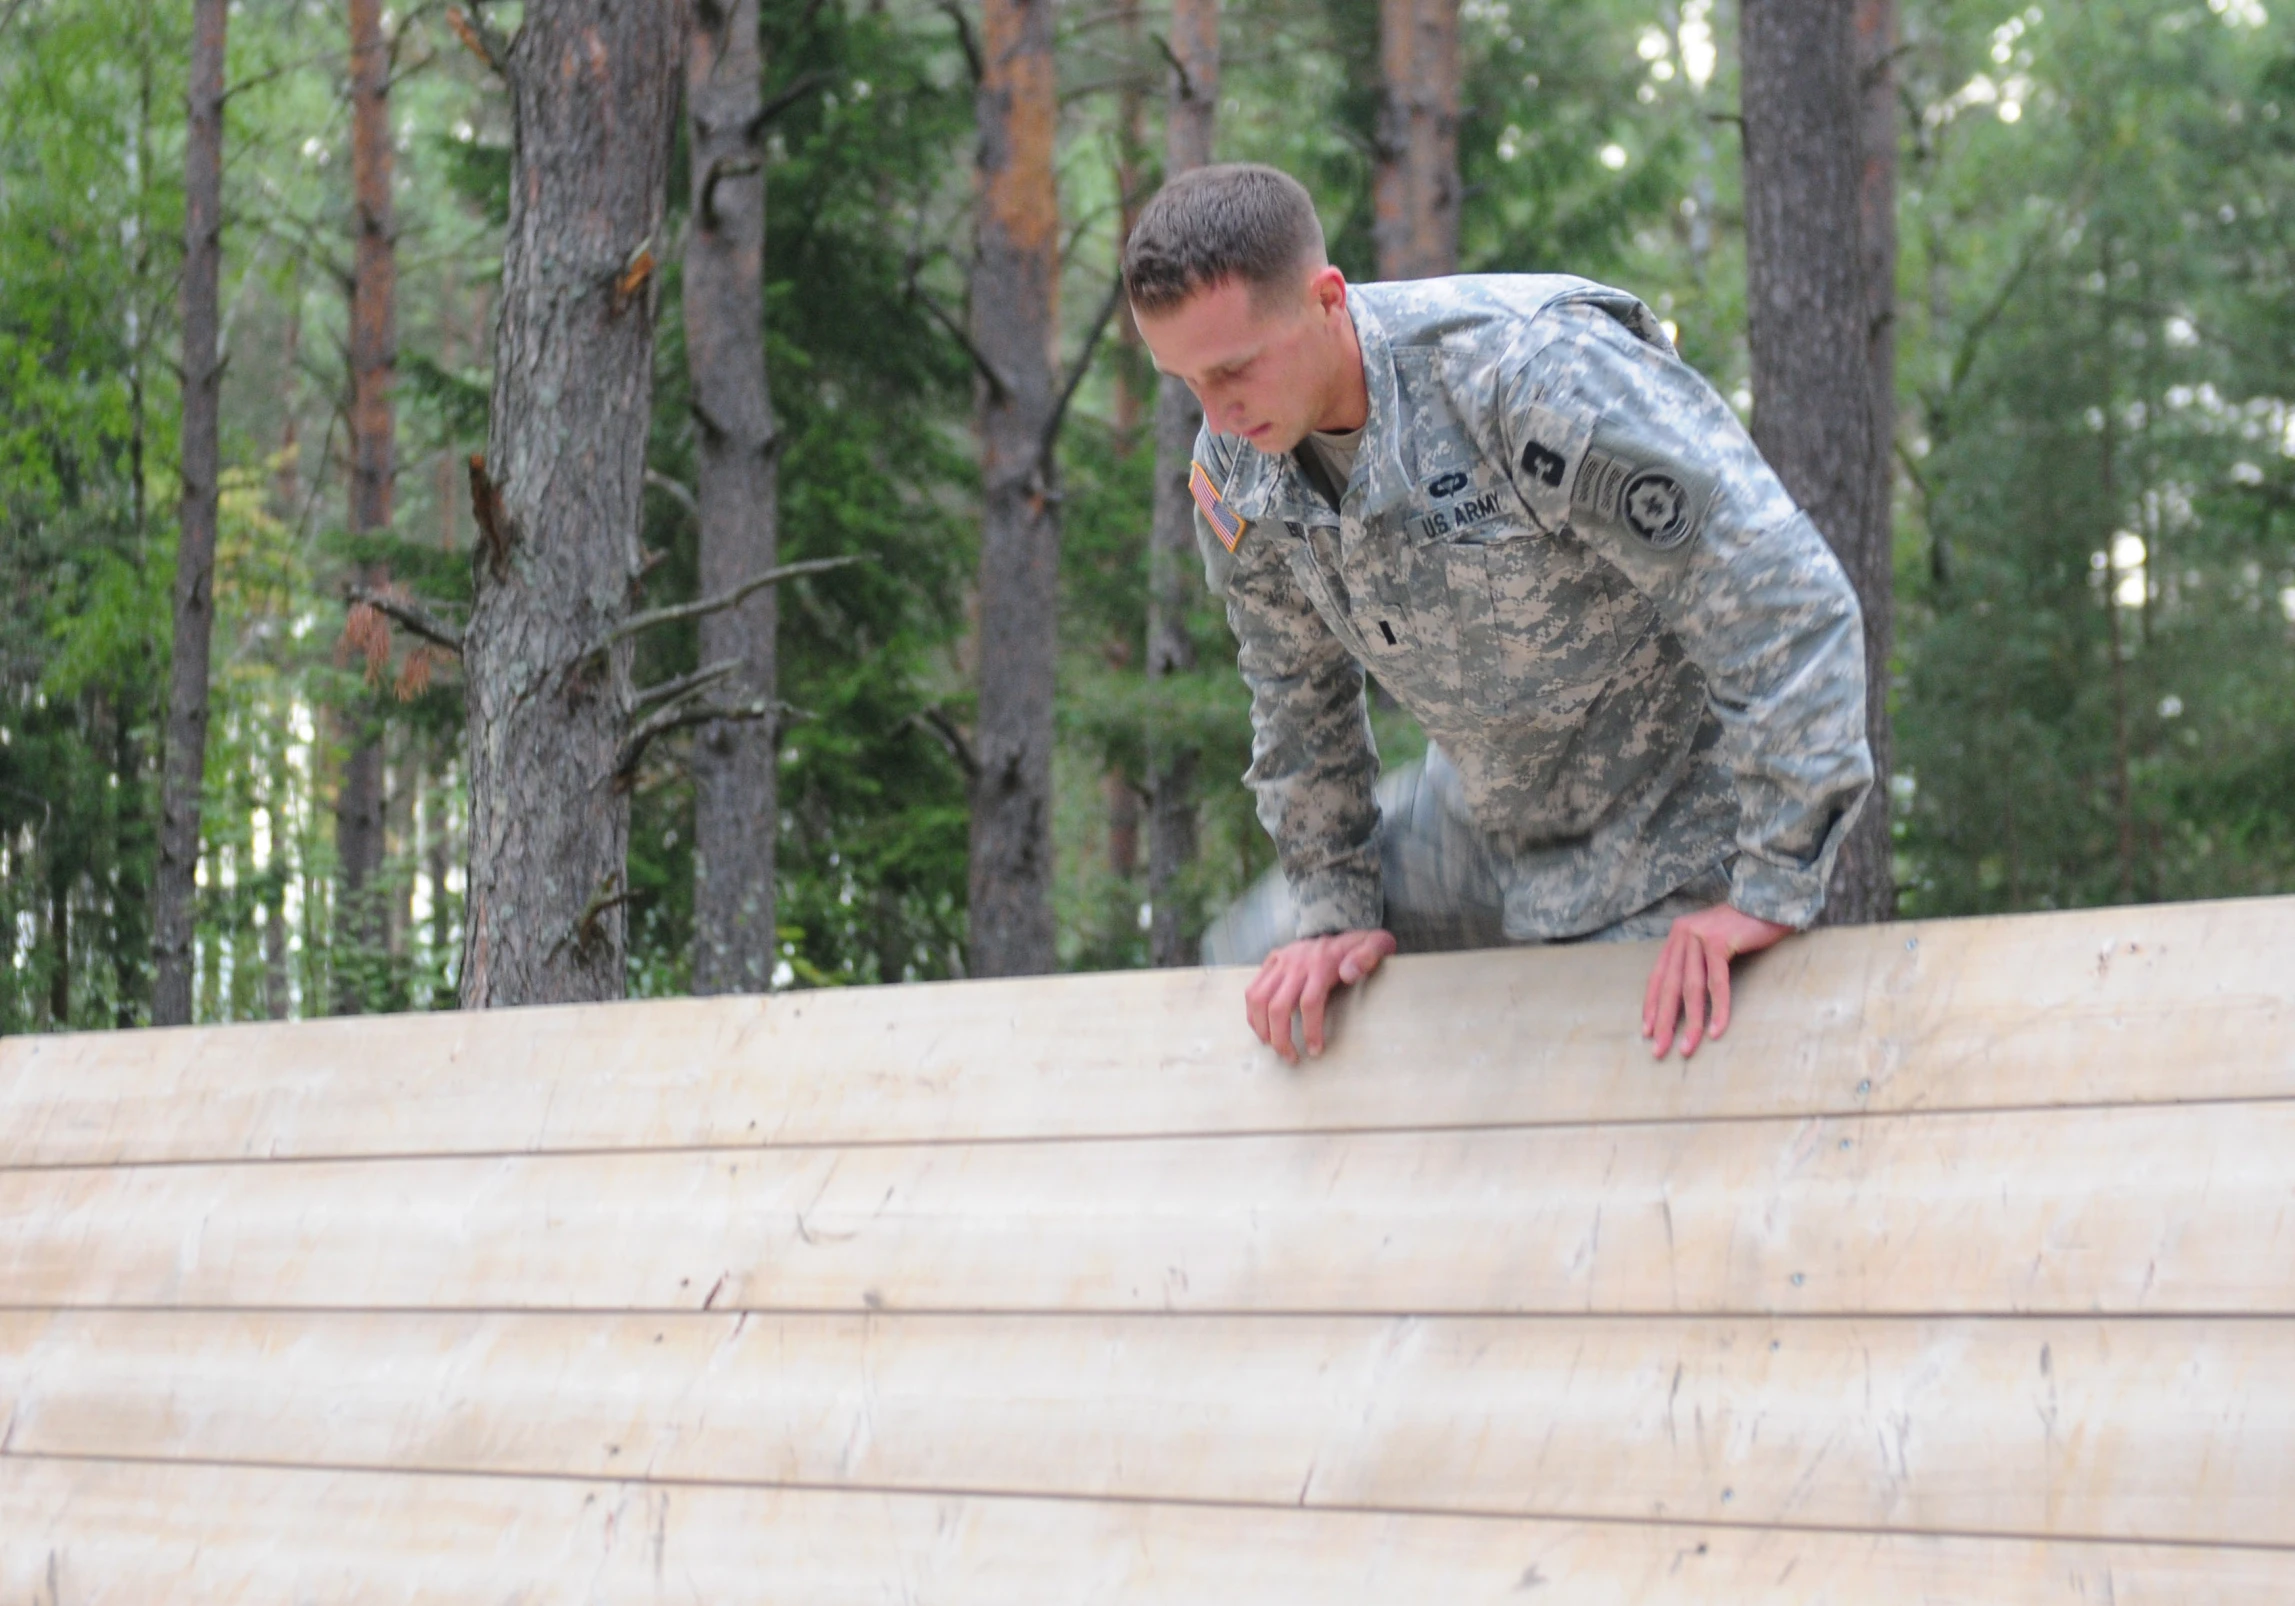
top-left (1189, 459), bottom-right (1249, 553)
top-left (1572, 445), bottom-right (1709, 553)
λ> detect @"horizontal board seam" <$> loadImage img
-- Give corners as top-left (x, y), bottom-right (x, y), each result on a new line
top-left (7, 1447), bottom-right (2291, 1557)
top-left (9, 1088), bottom-right (2292, 1174)
top-left (7, 1304), bottom-right (2295, 1321)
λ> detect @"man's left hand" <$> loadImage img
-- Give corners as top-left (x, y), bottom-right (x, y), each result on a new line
top-left (1642, 904), bottom-right (1793, 1060)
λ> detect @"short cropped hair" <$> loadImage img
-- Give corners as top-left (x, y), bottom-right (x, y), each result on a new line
top-left (1122, 164), bottom-right (1327, 316)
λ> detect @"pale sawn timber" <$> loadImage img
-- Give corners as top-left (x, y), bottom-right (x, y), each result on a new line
top-left (7, 1099), bottom-right (2288, 1316)
top-left (7, 1458), bottom-right (2293, 1605)
top-left (4, 896), bottom-right (2288, 1168)
top-left (6, 896), bottom-right (2293, 1594)
top-left (6, 1308), bottom-right (2290, 1546)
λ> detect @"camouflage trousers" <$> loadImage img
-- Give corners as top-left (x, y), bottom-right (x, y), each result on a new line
top-left (1202, 745), bottom-right (1733, 966)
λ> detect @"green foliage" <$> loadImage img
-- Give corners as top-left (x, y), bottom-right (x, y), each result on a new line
top-left (1893, 0), bottom-right (2295, 913)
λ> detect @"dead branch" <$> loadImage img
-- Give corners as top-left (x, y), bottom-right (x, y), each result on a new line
top-left (632, 656), bottom-right (742, 712)
top-left (612, 235), bottom-right (655, 316)
top-left (1149, 32), bottom-right (1194, 101)
top-left (446, 6), bottom-right (509, 75)
top-left (643, 467), bottom-right (700, 521)
top-left (605, 554), bottom-right (863, 648)
top-left (935, 0), bottom-right (984, 84)
top-left (907, 704), bottom-right (980, 781)
top-left (699, 155), bottom-right (761, 230)
top-left (347, 584), bottom-right (466, 653)
top-left (547, 870), bottom-right (635, 963)
top-left (614, 696), bottom-right (800, 785)
top-left (1039, 273), bottom-right (1127, 472)
top-left (749, 68), bottom-right (829, 135)
top-left (469, 453), bottom-right (515, 579)
top-left (909, 284), bottom-right (1012, 401)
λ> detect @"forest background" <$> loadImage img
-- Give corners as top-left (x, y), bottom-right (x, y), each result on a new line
top-left (1, 0), bottom-right (2289, 1028)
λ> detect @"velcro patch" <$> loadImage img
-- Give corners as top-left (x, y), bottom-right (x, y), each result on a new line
top-left (1189, 459), bottom-right (1248, 553)
top-left (1572, 445), bottom-right (1706, 553)
top-left (1512, 402), bottom-right (1590, 534)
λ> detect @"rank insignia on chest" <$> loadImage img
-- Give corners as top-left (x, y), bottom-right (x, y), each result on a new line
top-left (1189, 460), bottom-right (1249, 553)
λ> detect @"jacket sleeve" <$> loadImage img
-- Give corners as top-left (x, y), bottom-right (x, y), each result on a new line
top-left (1498, 301), bottom-right (1875, 929)
top-left (1194, 429), bottom-right (1385, 938)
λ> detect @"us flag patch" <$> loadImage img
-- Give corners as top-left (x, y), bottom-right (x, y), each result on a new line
top-left (1189, 459), bottom-right (1248, 553)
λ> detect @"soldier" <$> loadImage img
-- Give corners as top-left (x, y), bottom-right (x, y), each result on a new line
top-left (1123, 163), bottom-right (1874, 1062)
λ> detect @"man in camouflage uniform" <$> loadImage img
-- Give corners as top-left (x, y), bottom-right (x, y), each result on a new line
top-left (1124, 165), bottom-right (1873, 1061)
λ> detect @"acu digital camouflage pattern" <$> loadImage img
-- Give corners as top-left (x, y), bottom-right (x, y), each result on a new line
top-left (1193, 274), bottom-right (1874, 945)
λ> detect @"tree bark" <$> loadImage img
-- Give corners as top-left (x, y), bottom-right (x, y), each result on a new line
top-left (152, 0), bottom-right (228, 1026)
top-left (966, 0), bottom-right (1062, 978)
top-left (1100, 0), bottom-right (1145, 893)
top-left (334, 0), bottom-right (396, 1009)
top-left (1851, 0), bottom-right (1899, 920)
top-left (1374, 0), bottom-right (1458, 280)
top-left (460, 0), bottom-right (685, 1008)
top-left (685, 0), bottom-right (781, 995)
top-left (47, 871), bottom-right (69, 1028)
top-left (1740, 0), bottom-right (1893, 924)
top-left (424, 764), bottom-right (453, 1005)
top-left (2097, 234), bottom-right (2136, 904)
top-left (1142, 0), bottom-right (1218, 968)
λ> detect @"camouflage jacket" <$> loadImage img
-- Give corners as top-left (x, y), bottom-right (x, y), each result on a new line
top-left (1192, 274), bottom-right (1874, 941)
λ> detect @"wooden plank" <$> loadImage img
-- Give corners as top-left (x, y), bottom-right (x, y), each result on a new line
top-left (5, 1456), bottom-right (2291, 1605)
top-left (4, 1310), bottom-right (2290, 1545)
top-left (6, 1102), bottom-right (2291, 1316)
top-left (5, 898), bottom-right (2291, 1169)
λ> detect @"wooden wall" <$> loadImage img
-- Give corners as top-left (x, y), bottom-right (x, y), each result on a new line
top-left (5, 897), bottom-right (2294, 1600)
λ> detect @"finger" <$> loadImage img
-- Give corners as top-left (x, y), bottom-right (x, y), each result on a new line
top-left (1679, 934), bottom-right (1709, 1058)
top-left (1244, 965), bottom-right (1277, 1048)
top-left (1265, 966), bottom-right (1307, 1064)
top-left (1650, 938), bottom-right (1685, 1059)
top-left (1299, 961), bottom-right (1334, 1057)
top-left (1705, 938), bottom-right (1734, 1041)
top-left (1642, 933), bottom-right (1671, 1038)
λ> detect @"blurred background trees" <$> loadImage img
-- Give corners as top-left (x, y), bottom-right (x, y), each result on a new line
top-left (1, 0), bottom-right (2288, 1027)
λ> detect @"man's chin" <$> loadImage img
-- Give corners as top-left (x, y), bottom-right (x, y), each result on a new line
top-left (1243, 426), bottom-right (1300, 456)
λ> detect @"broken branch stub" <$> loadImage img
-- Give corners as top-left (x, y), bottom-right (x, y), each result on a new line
top-left (605, 554), bottom-right (862, 650)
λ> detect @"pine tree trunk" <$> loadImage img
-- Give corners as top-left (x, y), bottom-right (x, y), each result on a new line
top-left (1740, 0), bottom-right (1893, 924)
top-left (1373, 0), bottom-right (1458, 281)
top-left (685, 0), bottom-right (780, 995)
top-left (109, 702), bottom-right (151, 1027)
top-left (1102, 0), bottom-right (1145, 893)
top-left (47, 873), bottom-right (69, 1028)
top-left (264, 898), bottom-right (291, 1018)
top-left (424, 766), bottom-right (453, 1005)
top-left (1851, 0), bottom-right (1899, 920)
top-left (2097, 233), bottom-right (2136, 903)
top-left (334, 0), bottom-right (396, 1010)
top-left (151, 0), bottom-right (228, 1026)
top-left (460, 0), bottom-right (685, 1008)
top-left (966, 0), bottom-right (1062, 978)
top-left (1143, 0), bottom-right (1218, 968)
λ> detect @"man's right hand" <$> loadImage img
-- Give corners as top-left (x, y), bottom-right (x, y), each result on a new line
top-left (1243, 928), bottom-right (1398, 1063)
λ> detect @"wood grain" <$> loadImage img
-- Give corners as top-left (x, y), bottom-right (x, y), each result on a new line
top-left (6, 897), bottom-right (2291, 1169)
top-left (6, 1456), bottom-right (2292, 1605)
top-left (7, 1100), bottom-right (2288, 1316)
top-left (4, 1309), bottom-right (2290, 1544)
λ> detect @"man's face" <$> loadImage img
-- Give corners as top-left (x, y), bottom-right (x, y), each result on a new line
top-left (1134, 265), bottom-right (1352, 456)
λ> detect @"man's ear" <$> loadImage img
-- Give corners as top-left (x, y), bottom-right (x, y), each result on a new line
top-left (1308, 263), bottom-right (1347, 316)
